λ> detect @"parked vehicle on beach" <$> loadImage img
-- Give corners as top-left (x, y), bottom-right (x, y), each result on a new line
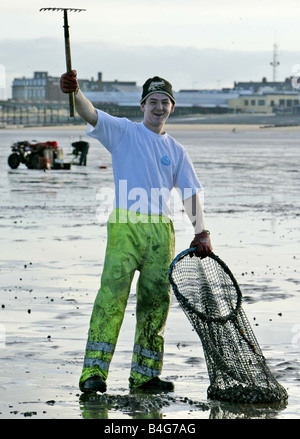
top-left (7, 140), bottom-right (65, 170)
top-left (7, 139), bottom-right (90, 170)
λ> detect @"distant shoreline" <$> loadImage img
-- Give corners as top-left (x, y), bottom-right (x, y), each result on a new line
top-left (2, 124), bottom-right (300, 132)
top-left (1, 112), bottom-right (300, 131)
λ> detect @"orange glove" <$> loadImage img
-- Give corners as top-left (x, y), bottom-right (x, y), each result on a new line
top-left (60, 70), bottom-right (79, 94)
top-left (190, 230), bottom-right (212, 258)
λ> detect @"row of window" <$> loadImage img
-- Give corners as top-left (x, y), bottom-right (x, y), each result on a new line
top-left (244, 99), bottom-right (299, 107)
top-left (26, 89), bottom-right (45, 98)
top-left (14, 79), bottom-right (47, 86)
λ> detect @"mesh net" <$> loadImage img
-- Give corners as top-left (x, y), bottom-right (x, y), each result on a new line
top-left (169, 249), bottom-right (288, 404)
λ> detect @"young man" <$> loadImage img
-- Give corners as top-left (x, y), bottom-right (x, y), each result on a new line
top-left (60, 71), bottom-right (212, 393)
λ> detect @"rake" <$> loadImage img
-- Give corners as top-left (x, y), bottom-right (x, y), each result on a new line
top-left (40, 7), bottom-right (86, 117)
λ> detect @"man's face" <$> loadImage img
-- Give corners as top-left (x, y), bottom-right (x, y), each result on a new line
top-left (141, 93), bottom-right (175, 134)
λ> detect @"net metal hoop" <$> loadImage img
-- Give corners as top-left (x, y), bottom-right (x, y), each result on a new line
top-left (168, 248), bottom-right (288, 404)
top-left (169, 248), bottom-right (242, 324)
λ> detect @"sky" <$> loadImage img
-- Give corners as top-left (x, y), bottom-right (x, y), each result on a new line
top-left (1, 0), bottom-right (300, 98)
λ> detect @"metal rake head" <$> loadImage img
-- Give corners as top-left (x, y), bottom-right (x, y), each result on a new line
top-left (40, 8), bottom-right (86, 12)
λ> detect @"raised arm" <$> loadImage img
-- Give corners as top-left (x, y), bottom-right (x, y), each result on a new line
top-left (60, 70), bottom-right (98, 127)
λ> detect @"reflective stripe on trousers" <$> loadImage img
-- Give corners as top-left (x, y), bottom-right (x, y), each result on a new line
top-left (83, 341), bottom-right (115, 371)
top-left (79, 209), bottom-right (175, 390)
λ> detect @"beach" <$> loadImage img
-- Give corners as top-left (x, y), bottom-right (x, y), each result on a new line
top-left (0, 122), bottom-right (299, 420)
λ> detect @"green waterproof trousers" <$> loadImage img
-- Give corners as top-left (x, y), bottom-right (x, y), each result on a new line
top-left (79, 209), bottom-right (175, 390)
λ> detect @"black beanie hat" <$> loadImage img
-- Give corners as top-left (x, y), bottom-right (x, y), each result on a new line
top-left (140, 76), bottom-right (176, 105)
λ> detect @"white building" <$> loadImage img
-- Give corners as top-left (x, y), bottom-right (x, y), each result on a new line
top-left (83, 89), bottom-right (239, 109)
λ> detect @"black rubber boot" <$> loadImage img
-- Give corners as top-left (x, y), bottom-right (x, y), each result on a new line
top-left (80, 375), bottom-right (107, 393)
top-left (130, 377), bottom-right (174, 393)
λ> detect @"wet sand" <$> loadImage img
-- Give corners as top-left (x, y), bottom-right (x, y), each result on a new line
top-left (0, 124), bottom-right (299, 420)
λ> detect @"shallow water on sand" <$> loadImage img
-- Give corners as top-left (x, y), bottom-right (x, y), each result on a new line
top-left (0, 125), bottom-right (299, 419)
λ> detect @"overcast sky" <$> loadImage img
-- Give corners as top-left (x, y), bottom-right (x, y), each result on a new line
top-left (1, 0), bottom-right (300, 98)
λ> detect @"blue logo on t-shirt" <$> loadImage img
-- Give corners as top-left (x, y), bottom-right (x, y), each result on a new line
top-left (161, 155), bottom-right (171, 166)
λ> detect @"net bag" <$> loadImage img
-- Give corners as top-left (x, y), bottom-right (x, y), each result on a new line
top-left (169, 249), bottom-right (288, 404)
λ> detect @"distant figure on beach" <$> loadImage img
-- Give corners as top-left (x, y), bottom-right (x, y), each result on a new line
top-left (60, 70), bottom-right (212, 393)
top-left (71, 140), bottom-right (89, 166)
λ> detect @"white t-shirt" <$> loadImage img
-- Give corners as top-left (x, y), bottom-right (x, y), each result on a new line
top-left (87, 109), bottom-right (202, 216)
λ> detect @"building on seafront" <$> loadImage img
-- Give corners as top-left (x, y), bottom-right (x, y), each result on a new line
top-left (11, 71), bottom-right (139, 102)
top-left (228, 92), bottom-right (300, 115)
top-left (10, 71), bottom-right (300, 113)
top-left (10, 70), bottom-right (237, 112)
top-left (2, 70), bottom-right (235, 125)
top-left (228, 77), bottom-right (300, 115)
top-left (1, 71), bottom-right (300, 126)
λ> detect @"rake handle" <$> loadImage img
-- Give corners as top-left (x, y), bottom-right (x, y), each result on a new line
top-left (63, 10), bottom-right (75, 117)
